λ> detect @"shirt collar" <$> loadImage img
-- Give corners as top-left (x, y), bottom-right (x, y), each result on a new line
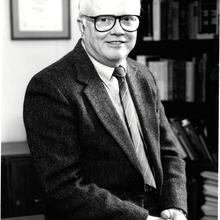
top-left (81, 40), bottom-right (127, 84)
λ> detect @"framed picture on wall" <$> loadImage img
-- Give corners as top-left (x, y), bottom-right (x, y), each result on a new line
top-left (10, 0), bottom-right (71, 40)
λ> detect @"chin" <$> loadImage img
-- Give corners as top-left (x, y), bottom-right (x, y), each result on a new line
top-left (106, 52), bottom-right (127, 62)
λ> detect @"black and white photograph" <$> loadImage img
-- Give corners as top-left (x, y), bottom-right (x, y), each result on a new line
top-left (1, 0), bottom-right (219, 219)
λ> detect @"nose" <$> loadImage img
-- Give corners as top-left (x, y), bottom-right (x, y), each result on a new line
top-left (110, 19), bottom-right (125, 34)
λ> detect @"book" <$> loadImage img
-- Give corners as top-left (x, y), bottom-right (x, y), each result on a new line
top-left (196, 131), bottom-right (213, 163)
top-left (203, 184), bottom-right (218, 197)
top-left (201, 170), bottom-right (218, 219)
top-left (169, 122), bottom-right (188, 158)
top-left (200, 53), bottom-right (208, 102)
top-left (200, 217), bottom-right (218, 220)
top-left (171, 0), bottom-right (180, 40)
top-left (181, 119), bottom-right (212, 162)
top-left (179, 0), bottom-right (188, 39)
top-left (187, 176), bottom-right (199, 220)
top-left (169, 118), bottom-right (198, 160)
top-left (173, 60), bottom-right (186, 101)
top-left (136, 55), bottom-right (161, 65)
top-left (188, 0), bottom-right (200, 39)
top-left (167, 59), bottom-right (174, 100)
top-left (199, 0), bottom-right (212, 33)
top-left (201, 171), bottom-right (218, 181)
top-left (204, 195), bottom-right (218, 202)
top-left (185, 59), bottom-right (195, 102)
top-left (204, 179), bottom-right (218, 187)
top-left (142, 0), bottom-right (218, 40)
top-left (196, 0), bottom-right (217, 39)
top-left (167, 0), bottom-right (174, 39)
top-left (216, 0), bottom-right (219, 35)
top-left (148, 60), bottom-right (169, 100)
top-left (136, 55), bottom-right (147, 65)
top-left (153, 0), bottom-right (161, 40)
top-left (160, 0), bottom-right (168, 40)
top-left (199, 0), bottom-right (217, 34)
top-left (194, 54), bottom-right (207, 103)
top-left (142, 0), bottom-right (153, 41)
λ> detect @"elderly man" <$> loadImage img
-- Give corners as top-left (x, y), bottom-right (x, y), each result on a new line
top-left (23, 0), bottom-right (187, 219)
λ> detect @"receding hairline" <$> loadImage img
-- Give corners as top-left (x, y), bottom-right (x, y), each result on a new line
top-left (78, 0), bottom-right (141, 16)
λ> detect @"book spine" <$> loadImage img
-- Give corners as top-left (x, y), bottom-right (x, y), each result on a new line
top-left (142, 0), bottom-right (153, 41)
top-left (136, 55), bottom-right (147, 65)
top-left (168, 59), bottom-right (174, 100)
top-left (199, 0), bottom-right (211, 33)
top-left (161, 60), bottom-right (169, 100)
top-left (201, 53), bottom-right (208, 102)
top-left (169, 122), bottom-right (188, 158)
top-left (196, 0), bottom-right (217, 38)
top-left (167, 0), bottom-right (173, 39)
top-left (172, 60), bottom-right (179, 100)
top-left (153, 0), bottom-right (161, 40)
top-left (172, 0), bottom-right (180, 40)
top-left (160, 0), bottom-right (168, 40)
top-left (179, 0), bottom-right (188, 39)
top-left (186, 59), bottom-right (195, 102)
top-left (181, 119), bottom-right (208, 160)
top-left (188, 0), bottom-right (198, 39)
top-left (170, 118), bottom-right (198, 160)
top-left (178, 60), bottom-right (186, 101)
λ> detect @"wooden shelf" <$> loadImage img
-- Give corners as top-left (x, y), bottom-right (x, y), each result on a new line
top-left (162, 101), bottom-right (207, 118)
top-left (130, 39), bottom-right (219, 61)
top-left (1, 142), bottom-right (30, 156)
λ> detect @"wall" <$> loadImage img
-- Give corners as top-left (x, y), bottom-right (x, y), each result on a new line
top-left (1, 0), bottom-right (81, 142)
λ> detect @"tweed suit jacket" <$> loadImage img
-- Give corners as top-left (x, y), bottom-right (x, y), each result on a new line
top-left (23, 39), bottom-right (187, 220)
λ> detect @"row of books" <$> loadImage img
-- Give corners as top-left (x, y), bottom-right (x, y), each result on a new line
top-left (200, 171), bottom-right (218, 220)
top-left (141, 0), bottom-right (219, 41)
top-left (136, 54), bottom-right (207, 102)
top-left (169, 118), bottom-right (215, 163)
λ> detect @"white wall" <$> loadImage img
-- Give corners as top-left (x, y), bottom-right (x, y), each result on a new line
top-left (1, 0), bottom-right (81, 142)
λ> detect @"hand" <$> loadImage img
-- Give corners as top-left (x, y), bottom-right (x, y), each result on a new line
top-left (160, 209), bottom-right (187, 220)
top-left (147, 215), bottom-right (167, 220)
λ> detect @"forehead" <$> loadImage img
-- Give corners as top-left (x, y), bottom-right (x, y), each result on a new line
top-left (83, 0), bottom-right (140, 15)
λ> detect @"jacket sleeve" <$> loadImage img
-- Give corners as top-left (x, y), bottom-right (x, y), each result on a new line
top-left (156, 87), bottom-right (187, 214)
top-left (23, 74), bottom-right (149, 220)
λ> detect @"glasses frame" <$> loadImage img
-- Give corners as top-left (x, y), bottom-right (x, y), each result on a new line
top-left (81, 14), bottom-right (140, 32)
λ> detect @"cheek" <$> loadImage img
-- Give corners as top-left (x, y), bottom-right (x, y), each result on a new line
top-left (90, 32), bottom-right (108, 49)
top-left (129, 33), bottom-right (137, 45)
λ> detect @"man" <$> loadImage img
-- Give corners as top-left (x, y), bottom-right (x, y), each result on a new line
top-left (23, 0), bottom-right (187, 219)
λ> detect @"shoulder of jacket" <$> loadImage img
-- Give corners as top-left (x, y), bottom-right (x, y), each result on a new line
top-left (127, 57), bottom-right (157, 87)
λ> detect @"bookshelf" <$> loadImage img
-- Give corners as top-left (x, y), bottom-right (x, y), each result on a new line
top-left (129, 0), bottom-right (219, 219)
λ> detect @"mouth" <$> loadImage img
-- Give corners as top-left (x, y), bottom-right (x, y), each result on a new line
top-left (107, 41), bottom-right (126, 45)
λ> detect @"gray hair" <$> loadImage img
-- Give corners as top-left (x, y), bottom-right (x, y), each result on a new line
top-left (78, 0), bottom-right (88, 16)
top-left (78, 0), bottom-right (141, 16)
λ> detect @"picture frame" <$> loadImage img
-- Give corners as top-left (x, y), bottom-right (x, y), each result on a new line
top-left (10, 0), bottom-right (71, 40)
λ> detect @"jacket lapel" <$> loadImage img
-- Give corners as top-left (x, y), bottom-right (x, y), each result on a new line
top-left (72, 41), bottom-right (143, 176)
top-left (126, 62), bottom-right (161, 185)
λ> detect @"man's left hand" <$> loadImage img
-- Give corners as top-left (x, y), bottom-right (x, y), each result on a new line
top-left (160, 209), bottom-right (187, 220)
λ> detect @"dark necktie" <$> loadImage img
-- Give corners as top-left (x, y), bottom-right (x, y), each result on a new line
top-left (113, 66), bottom-right (156, 188)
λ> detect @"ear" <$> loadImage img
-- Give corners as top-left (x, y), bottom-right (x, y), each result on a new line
top-left (77, 18), bottom-right (86, 36)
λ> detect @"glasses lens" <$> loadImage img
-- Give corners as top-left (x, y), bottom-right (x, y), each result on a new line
top-left (96, 16), bottom-right (115, 31)
top-left (120, 15), bottom-right (139, 32)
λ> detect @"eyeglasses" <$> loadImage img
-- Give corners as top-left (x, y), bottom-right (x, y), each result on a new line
top-left (81, 15), bottom-right (140, 32)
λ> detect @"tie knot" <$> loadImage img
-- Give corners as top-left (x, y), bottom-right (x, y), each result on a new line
top-left (113, 66), bottom-right (126, 79)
